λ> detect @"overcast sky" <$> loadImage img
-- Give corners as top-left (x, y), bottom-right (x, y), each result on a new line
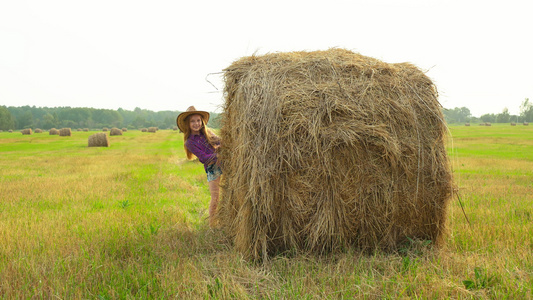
top-left (1, 0), bottom-right (531, 117)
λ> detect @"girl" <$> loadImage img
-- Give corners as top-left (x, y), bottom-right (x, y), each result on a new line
top-left (177, 106), bottom-right (222, 227)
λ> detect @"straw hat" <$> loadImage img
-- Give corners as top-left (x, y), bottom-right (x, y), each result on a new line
top-left (176, 106), bottom-right (210, 132)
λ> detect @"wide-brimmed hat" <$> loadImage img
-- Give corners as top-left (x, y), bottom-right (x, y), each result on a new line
top-left (176, 106), bottom-right (210, 132)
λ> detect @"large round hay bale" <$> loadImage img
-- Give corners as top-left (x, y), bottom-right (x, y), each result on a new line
top-left (141, 128), bottom-right (148, 132)
top-left (524, 122), bottom-right (529, 126)
top-left (21, 128), bottom-right (33, 135)
top-left (148, 127), bottom-right (157, 133)
top-left (103, 127), bottom-right (109, 132)
top-left (88, 133), bottom-right (109, 147)
top-left (59, 128), bottom-right (72, 136)
top-left (485, 122), bottom-right (491, 126)
top-left (511, 122), bottom-right (516, 126)
top-left (465, 123), bottom-right (470, 126)
top-left (109, 128), bottom-right (123, 136)
top-left (49, 128), bottom-right (59, 135)
top-left (34, 128), bottom-right (43, 133)
top-left (219, 49), bottom-right (453, 260)
top-left (121, 128), bottom-right (128, 132)
top-left (83, 128), bottom-right (89, 132)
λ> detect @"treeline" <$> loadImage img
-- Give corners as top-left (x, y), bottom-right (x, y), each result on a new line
top-left (443, 98), bottom-right (533, 124)
top-left (2, 98), bottom-right (532, 131)
top-left (0, 106), bottom-right (221, 131)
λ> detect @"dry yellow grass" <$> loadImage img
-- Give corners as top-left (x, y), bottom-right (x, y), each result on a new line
top-left (0, 127), bottom-right (531, 298)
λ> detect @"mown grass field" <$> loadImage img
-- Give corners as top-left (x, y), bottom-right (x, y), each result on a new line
top-left (0, 125), bottom-right (531, 299)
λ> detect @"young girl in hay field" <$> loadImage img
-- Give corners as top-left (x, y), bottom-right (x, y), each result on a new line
top-left (177, 106), bottom-right (222, 227)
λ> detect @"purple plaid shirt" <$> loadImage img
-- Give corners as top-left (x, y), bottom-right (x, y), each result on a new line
top-left (185, 133), bottom-right (219, 171)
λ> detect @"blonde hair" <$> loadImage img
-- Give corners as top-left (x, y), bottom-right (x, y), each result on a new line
top-left (183, 114), bottom-right (220, 160)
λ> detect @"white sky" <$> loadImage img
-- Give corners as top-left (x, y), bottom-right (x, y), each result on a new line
top-left (0, 0), bottom-right (531, 117)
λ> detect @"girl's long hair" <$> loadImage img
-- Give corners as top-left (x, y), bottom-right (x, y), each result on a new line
top-left (183, 114), bottom-right (220, 160)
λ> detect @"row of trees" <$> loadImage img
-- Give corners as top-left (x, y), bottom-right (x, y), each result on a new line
top-left (1, 99), bottom-right (531, 131)
top-left (0, 106), bottom-right (221, 131)
top-left (443, 98), bottom-right (533, 124)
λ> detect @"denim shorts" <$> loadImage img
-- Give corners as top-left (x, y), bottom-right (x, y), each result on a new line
top-left (206, 164), bottom-right (222, 182)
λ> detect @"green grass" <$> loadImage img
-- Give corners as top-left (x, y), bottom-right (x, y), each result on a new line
top-left (0, 126), bottom-right (532, 298)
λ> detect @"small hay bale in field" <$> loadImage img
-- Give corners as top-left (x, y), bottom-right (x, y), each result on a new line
top-left (465, 123), bottom-right (470, 126)
top-left (35, 128), bottom-right (43, 133)
top-left (21, 128), bottom-right (33, 135)
top-left (173, 126), bottom-right (178, 131)
top-left (83, 128), bottom-right (89, 132)
top-left (88, 133), bottom-right (109, 147)
top-left (485, 122), bottom-right (491, 126)
top-left (524, 122), bottom-right (529, 126)
top-left (77, 128), bottom-right (82, 131)
top-left (141, 128), bottom-right (148, 132)
top-left (103, 127), bottom-right (109, 132)
top-left (479, 123), bottom-right (485, 126)
top-left (49, 128), bottom-right (59, 135)
top-left (148, 127), bottom-right (157, 133)
top-left (219, 48), bottom-right (453, 260)
top-left (121, 128), bottom-right (128, 132)
top-left (59, 128), bottom-right (72, 136)
top-left (109, 128), bottom-right (122, 136)
top-left (511, 122), bottom-right (516, 126)
top-left (8, 130), bottom-right (13, 133)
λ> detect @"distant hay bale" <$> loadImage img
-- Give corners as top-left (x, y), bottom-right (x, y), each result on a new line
top-left (148, 127), bottom-right (157, 133)
top-left (524, 122), bottom-right (529, 126)
top-left (122, 128), bottom-right (128, 132)
top-left (219, 49), bottom-right (453, 260)
top-left (77, 128), bottom-right (82, 131)
top-left (49, 128), bottom-right (59, 135)
top-left (88, 133), bottom-right (109, 147)
top-left (465, 123), bottom-right (470, 126)
top-left (173, 126), bottom-right (178, 131)
top-left (35, 128), bottom-right (43, 133)
top-left (103, 128), bottom-right (109, 132)
top-left (59, 128), bottom-right (72, 136)
top-left (141, 128), bottom-right (148, 132)
top-left (485, 122), bottom-right (492, 126)
top-left (479, 123), bottom-right (485, 126)
top-left (21, 128), bottom-right (33, 135)
top-left (8, 130), bottom-right (13, 133)
top-left (109, 128), bottom-right (123, 136)
top-left (511, 122), bottom-right (516, 126)
top-left (83, 128), bottom-right (89, 132)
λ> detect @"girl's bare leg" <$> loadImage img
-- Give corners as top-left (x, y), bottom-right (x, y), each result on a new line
top-left (208, 177), bottom-right (220, 227)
